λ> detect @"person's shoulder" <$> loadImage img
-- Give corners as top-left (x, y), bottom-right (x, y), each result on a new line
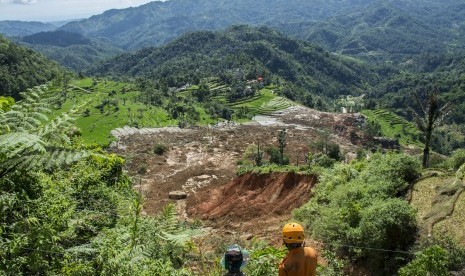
top-left (303, 246), bottom-right (318, 257)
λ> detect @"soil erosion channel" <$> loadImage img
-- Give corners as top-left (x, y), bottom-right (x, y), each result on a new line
top-left (110, 107), bottom-right (361, 240)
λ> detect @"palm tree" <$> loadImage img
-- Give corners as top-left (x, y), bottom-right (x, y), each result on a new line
top-left (409, 87), bottom-right (453, 168)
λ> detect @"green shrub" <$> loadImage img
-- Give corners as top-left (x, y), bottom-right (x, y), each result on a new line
top-left (312, 153), bottom-right (336, 168)
top-left (266, 146), bottom-right (289, 165)
top-left (326, 143), bottom-right (344, 161)
top-left (399, 246), bottom-right (449, 276)
top-left (138, 163), bottom-right (148, 174)
top-left (154, 143), bottom-right (168, 155)
top-left (294, 153), bottom-right (420, 273)
top-left (442, 149), bottom-right (465, 171)
top-left (244, 244), bottom-right (286, 276)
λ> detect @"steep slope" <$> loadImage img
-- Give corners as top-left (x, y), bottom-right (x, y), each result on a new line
top-left (59, 0), bottom-right (376, 49)
top-left (0, 35), bottom-right (61, 99)
top-left (89, 26), bottom-right (372, 98)
top-left (21, 31), bottom-right (123, 71)
top-left (0, 20), bottom-right (56, 37)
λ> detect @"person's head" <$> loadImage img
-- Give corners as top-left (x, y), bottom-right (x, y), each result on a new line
top-left (282, 222), bottom-right (305, 249)
top-left (221, 244), bottom-right (249, 273)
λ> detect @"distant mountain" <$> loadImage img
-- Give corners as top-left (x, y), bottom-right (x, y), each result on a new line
top-left (59, 0), bottom-right (377, 49)
top-left (59, 0), bottom-right (465, 59)
top-left (23, 30), bottom-right (91, 47)
top-left (0, 35), bottom-right (61, 99)
top-left (280, 1), bottom-right (465, 60)
top-left (89, 25), bottom-right (373, 98)
top-left (19, 30), bottom-right (123, 71)
top-left (0, 20), bottom-right (56, 37)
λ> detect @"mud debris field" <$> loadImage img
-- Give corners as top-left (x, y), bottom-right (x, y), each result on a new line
top-left (110, 107), bottom-right (364, 240)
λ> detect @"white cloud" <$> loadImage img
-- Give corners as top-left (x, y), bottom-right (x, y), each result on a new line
top-left (14, 0), bottom-right (38, 4)
top-left (0, 0), bottom-right (37, 4)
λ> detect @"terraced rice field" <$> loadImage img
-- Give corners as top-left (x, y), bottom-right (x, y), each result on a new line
top-left (362, 109), bottom-right (421, 145)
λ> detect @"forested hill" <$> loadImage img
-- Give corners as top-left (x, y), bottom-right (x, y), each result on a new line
top-left (20, 31), bottom-right (124, 71)
top-left (285, 1), bottom-right (465, 60)
top-left (89, 25), bottom-right (373, 98)
top-left (58, 0), bottom-right (465, 54)
top-left (59, 0), bottom-right (377, 49)
top-left (0, 20), bottom-right (56, 37)
top-left (0, 35), bottom-right (61, 99)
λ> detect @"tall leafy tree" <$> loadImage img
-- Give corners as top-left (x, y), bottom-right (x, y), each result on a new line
top-left (409, 87), bottom-right (453, 168)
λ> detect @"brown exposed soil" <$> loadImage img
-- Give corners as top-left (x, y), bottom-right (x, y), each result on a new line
top-left (109, 106), bottom-right (366, 240)
top-left (188, 172), bottom-right (317, 243)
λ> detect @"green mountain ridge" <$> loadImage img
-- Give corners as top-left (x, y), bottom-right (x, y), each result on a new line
top-left (89, 25), bottom-right (373, 99)
top-left (0, 20), bottom-right (56, 37)
top-left (59, 0), bottom-right (378, 49)
top-left (57, 0), bottom-right (465, 56)
top-left (20, 31), bottom-right (124, 71)
top-left (281, 1), bottom-right (465, 60)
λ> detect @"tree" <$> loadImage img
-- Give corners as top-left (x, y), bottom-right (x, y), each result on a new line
top-left (254, 141), bottom-right (263, 166)
top-left (278, 129), bottom-right (287, 165)
top-left (409, 87), bottom-right (453, 168)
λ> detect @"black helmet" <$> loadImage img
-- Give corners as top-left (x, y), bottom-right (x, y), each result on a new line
top-left (221, 244), bottom-right (249, 272)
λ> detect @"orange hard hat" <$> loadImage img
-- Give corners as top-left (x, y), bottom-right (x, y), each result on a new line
top-left (282, 222), bottom-right (305, 244)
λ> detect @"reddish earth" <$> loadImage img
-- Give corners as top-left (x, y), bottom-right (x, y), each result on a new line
top-left (188, 172), bottom-right (317, 244)
top-left (110, 106), bottom-right (366, 241)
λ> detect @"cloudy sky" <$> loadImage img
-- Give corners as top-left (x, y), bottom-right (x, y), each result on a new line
top-left (0, 0), bottom-right (158, 22)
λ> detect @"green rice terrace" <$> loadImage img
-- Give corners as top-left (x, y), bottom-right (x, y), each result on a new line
top-left (56, 78), bottom-right (296, 145)
top-left (362, 109), bottom-right (422, 146)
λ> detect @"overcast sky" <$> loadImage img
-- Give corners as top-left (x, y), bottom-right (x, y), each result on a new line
top-left (0, 0), bottom-right (158, 22)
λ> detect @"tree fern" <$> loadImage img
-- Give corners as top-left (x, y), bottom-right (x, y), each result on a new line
top-left (0, 83), bottom-right (91, 176)
top-left (156, 204), bottom-right (204, 246)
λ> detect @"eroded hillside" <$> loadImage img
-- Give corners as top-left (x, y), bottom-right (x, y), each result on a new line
top-left (110, 106), bottom-right (365, 240)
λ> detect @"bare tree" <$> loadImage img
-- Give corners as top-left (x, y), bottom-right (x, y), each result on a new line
top-left (409, 87), bottom-right (453, 168)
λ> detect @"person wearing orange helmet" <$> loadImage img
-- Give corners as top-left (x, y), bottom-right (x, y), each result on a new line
top-left (279, 222), bottom-right (318, 276)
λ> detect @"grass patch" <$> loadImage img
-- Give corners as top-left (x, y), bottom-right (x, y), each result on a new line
top-left (55, 78), bottom-right (178, 145)
top-left (56, 78), bottom-right (295, 145)
top-left (434, 191), bottom-right (465, 244)
top-left (411, 171), bottom-right (465, 243)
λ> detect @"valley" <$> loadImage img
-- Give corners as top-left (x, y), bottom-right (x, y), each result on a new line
top-left (110, 105), bottom-right (361, 238)
top-left (2, 0), bottom-right (465, 274)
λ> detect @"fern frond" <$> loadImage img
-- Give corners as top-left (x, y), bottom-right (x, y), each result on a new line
top-left (41, 148), bottom-right (90, 170)
top-left (66, 244), bottom-right (98, 255)
top-left (0, 132), bottom-right (46, 159)
top-left (157, 204), bottom-right (178, 234)
top-left (30, 112), bottom-right (49, 122)
top-left (160, 229), bottom-right (204, 246)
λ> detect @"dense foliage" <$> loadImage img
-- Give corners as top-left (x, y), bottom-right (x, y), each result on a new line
top-left (294, 153), bottom-right (421, 273)
top-left (0, 35), bottom-right (61, 99)
top-left (399, 236), bottom-right (465, 275)
top-left (0, 85), bottom-right (199, 275)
